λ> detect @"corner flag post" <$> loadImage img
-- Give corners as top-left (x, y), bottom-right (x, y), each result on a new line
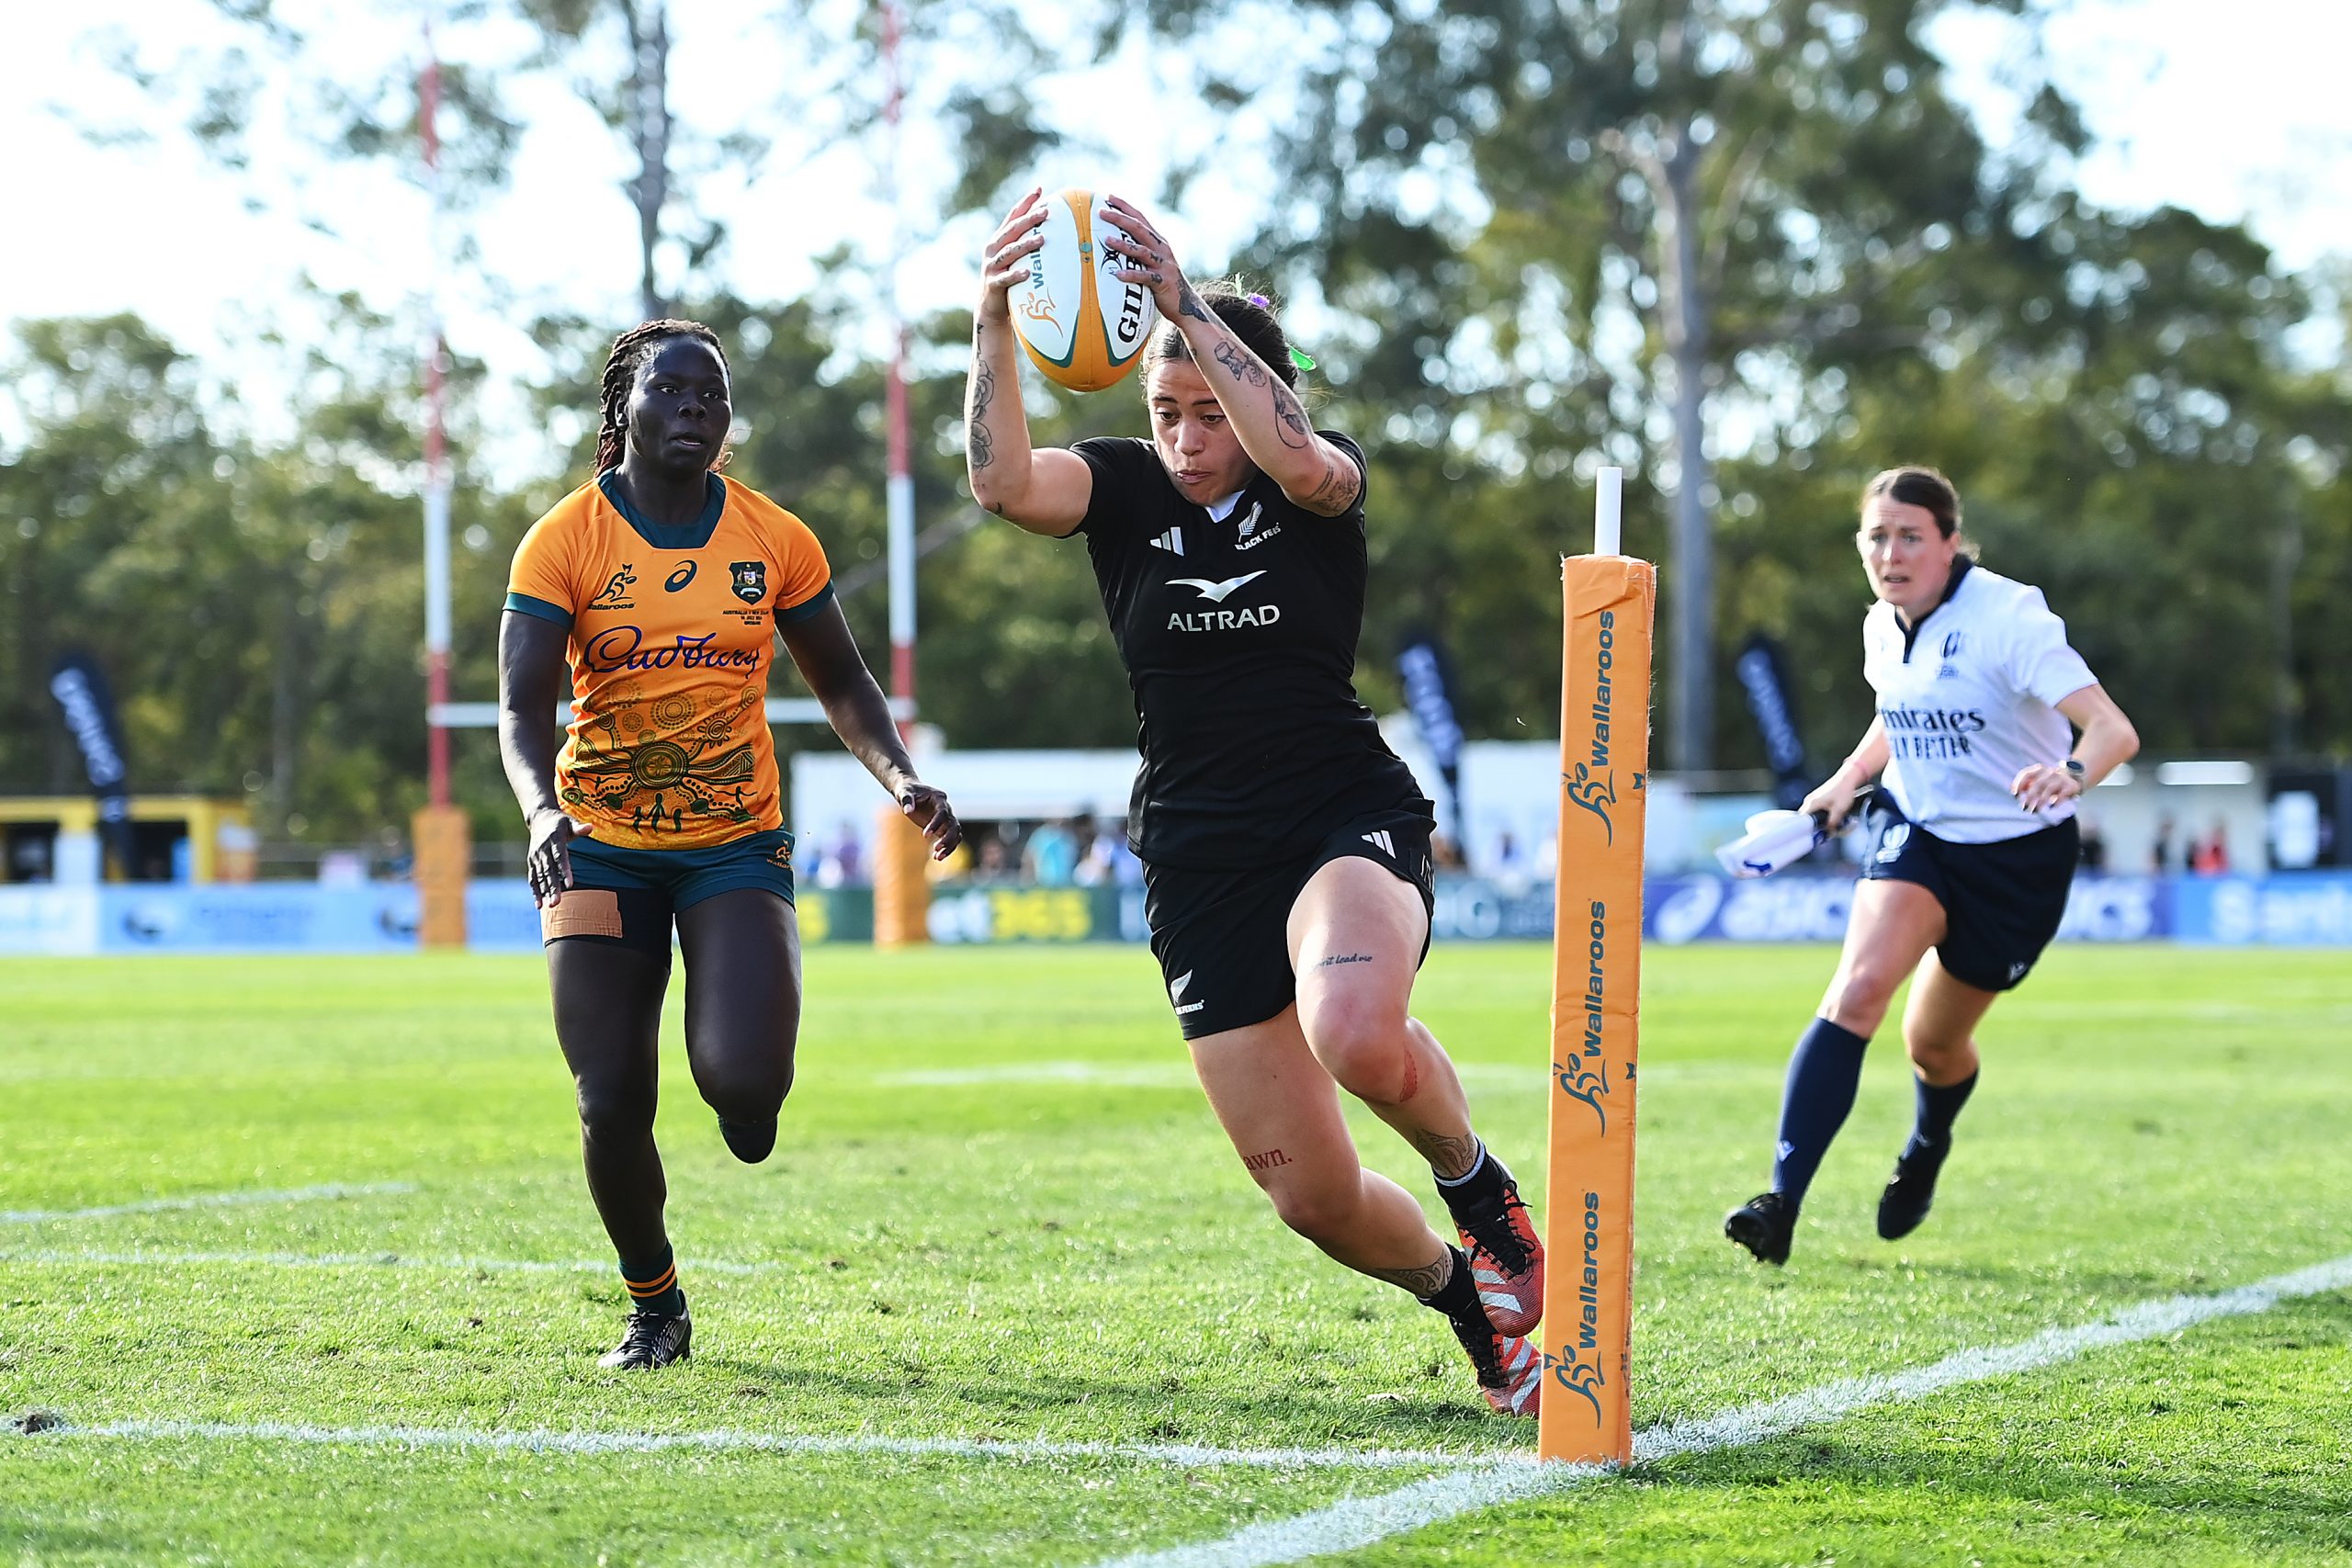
top-left (1538, 466), bottom-right (1654, 1463)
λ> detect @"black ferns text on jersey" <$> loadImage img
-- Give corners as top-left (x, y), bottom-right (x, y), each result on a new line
top-left (1070, 434), bottom-right (1430, 869)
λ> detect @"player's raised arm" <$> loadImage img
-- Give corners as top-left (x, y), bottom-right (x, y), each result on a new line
top-left (1096, 195), bottom-right (1360, 518)
top-left (967, 189), bottom-right (1095, 536)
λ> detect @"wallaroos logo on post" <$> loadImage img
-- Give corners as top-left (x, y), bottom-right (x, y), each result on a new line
top-left (1543, 549), bottom-right (1654, 1466)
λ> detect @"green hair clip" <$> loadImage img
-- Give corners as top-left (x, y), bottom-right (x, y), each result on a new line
top-left (1289, 347), bottom-right (1317, 371)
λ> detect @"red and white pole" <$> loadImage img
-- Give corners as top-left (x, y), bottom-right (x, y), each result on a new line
top-left (882, 0), bottom-right (915, 740)
top-left (420, 32), bottom-right (453, 807)
top-left (413, 18), bottom-right (468, 950)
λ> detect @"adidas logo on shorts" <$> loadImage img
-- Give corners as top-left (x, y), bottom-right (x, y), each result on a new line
top-left (1361, 829), bottom-right (1395, 857)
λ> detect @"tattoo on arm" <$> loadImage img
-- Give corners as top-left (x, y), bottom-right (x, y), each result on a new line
top-left (1270, 380), bottom-right (1312, 449)
top-left (966, 336), bottom-right (997, 473)
top-left (1365, 1251), bottom-right (1453, 1298)
top-left (1302, 449), bottom-right (1363, 513)
top-left (1209, 338), bottom-right (1267, 389)
top-left (1316, 953), bottom-right (1374, 967)
top-left (1177, 283), bottom-right (1213, 324)
top-left (1409, 1127), bottom-right (1482, 1180)
top-left (1239, 1147), bottom-right (1292, 1173)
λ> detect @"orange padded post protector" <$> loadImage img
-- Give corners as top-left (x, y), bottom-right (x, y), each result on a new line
top-left (1538, 553), bottom-right (1655, 1464)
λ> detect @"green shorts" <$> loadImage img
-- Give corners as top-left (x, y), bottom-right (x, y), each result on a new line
top-left (543, 828), bottom-right (796, 955)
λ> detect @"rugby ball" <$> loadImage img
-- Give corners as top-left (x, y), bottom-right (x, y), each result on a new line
top-left (1006, 188), bottom-right (1158, 392)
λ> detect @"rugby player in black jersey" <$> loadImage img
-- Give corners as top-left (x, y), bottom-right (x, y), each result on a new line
top-left (962, 189), bottom-right (1544, 1415)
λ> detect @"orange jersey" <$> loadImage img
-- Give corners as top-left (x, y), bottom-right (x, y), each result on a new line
top-left (506, 471), bottom-right (831, 850)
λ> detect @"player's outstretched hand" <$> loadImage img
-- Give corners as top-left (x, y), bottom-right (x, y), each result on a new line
top-left (1097, 195), bottom-right (1195, 324)
top-left (978, 188), bottom-right (1047, 324)
top-left (526, 808), bottom-right (594, 908)
top-left (899, 783), bottom-right (963, 860)
top-left (2010, 762), bottom-right (2084, 813)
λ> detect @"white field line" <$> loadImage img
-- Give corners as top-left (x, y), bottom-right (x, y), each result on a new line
top-left (0, 1247), bottom-right (777, 1277)
top-left (0, 1182), bottom-right (416, 1224)
top-left (18, 1417), bottom-right (1525, 1475)
top-left (1085, 1248), bottom-right (2352, 1568)
top-left (866, 1061), bottom-right (1674, 1090)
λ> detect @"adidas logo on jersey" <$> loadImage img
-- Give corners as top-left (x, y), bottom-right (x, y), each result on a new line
top-left (1149, 528), bottom-right (1185, 556)
top-left (1361, 829), bottom-right (1395, 857)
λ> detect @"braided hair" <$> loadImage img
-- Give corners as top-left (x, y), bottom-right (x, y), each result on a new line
top-left (594, 319), bottom-right (731, 473)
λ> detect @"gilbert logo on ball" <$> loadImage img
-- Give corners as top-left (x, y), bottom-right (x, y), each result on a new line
top-left (1007, 188), bottom-right (1158, 392)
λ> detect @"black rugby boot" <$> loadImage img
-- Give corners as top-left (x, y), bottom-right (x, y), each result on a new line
top-left (599, 1300), bottom-right (693, 1370)
top-left (1724, 1191), bottom-right (1795, 1266)
top-left (1876, 1137), bottom-right (1951, 1241)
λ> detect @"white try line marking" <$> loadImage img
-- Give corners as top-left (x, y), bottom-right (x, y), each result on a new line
top-left (0, 1247), bottom-right (777, 1277)
top-left (1085, 1248), bottom-right (2352, 1568)
top-left (14, 1417), bottom-right (1524, 1475)
top-left (0, 1182), bottom-right (416, 1224)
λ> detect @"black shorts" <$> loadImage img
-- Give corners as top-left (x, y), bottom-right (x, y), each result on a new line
top-left (1860, 800), bottom-right (2077, 992)
top-left (542, 828), bottom-right (796, 957)
top-left (1142, 807), bottom-right (1437, 1040)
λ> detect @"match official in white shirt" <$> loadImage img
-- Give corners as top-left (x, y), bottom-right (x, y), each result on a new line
top-left (1725, 467), bottom-right (2140, 1266)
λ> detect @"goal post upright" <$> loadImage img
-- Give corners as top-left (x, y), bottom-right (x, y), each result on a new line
top-left (1538, 466), bottom-right (1653, 1464)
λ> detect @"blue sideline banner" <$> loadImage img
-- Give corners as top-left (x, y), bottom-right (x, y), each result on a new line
top-left (2172, 874), bottom-right (2352, 945)
top-left (6, 873), bottom-right (2348, 953)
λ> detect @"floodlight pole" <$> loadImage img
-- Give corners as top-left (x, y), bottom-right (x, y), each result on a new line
top-left (421, 32), bottom-right (453, 808)
top-left (882, 0), bottom-right (916, 741)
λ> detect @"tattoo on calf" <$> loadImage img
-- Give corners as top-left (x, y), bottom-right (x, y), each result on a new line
top-left (1366, 1253), bottom-right (1453, 1298)
top-left (1240, 1147), bottom-right (1293, 1173)
top-left (1410, 1127), bottom-right (1482, 1180)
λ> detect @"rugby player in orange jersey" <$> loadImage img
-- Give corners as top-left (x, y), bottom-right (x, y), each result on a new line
top-left (499, 320), bottom-right (960, 1370)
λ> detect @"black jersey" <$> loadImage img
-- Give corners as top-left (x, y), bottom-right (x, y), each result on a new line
top-left (1070, 433), bottom-right (1429, 869)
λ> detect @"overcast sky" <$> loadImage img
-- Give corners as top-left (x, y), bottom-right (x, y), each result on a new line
top-left (8, 0), bottom-right (2347, 460)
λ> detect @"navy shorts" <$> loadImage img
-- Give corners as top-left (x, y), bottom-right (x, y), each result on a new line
top-left (1860, 801), bottom-right (2076, 992)
top-left (1143, 807), bottom-right (1437, 1040)
top-left (542, 828), bottom-right (796, 956)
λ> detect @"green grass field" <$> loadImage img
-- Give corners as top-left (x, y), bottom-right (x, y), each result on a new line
top-left (3, 942), bottom-right (2347, 1565)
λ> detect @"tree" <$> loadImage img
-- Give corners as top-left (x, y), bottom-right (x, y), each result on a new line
top-left (1202, 0), bottom-right (2099, 767)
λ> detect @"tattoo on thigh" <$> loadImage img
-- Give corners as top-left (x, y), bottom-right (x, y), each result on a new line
top-left (1316, 953), bottom-right (1373, 967)
top-left (1410, 1127), bottom-right (1481, 1179)
top-left (1240, 1147), bottom-right (1293, 1173)
top-left (1366, 1253), bottom-right (1453, 1297)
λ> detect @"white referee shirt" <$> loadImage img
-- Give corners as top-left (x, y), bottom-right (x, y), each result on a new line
top-left (1862, 558), bottom-right (2098, 844)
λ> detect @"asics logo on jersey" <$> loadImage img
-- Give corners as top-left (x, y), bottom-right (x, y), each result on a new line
top-left (1170, 570), bottom-right (1265, 604)
top-left (1149, 528), bottom-right (1185, 556)
top-left (1169, 970), bottom-right (1204, 1016)
top-left (664, 562), bottom-right (697, 592)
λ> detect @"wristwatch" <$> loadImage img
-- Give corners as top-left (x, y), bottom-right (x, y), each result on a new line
top-left (2063, 758), bottom-right (2086, 783)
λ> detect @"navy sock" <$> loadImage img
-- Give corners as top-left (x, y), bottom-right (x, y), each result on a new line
top-left (620, 1243), bottom-right (685, 1317)
top-left (1769, 1017), bottom-right (1871, 1213)
top-left (1905, 1069), bottom-right (1978, 1156)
